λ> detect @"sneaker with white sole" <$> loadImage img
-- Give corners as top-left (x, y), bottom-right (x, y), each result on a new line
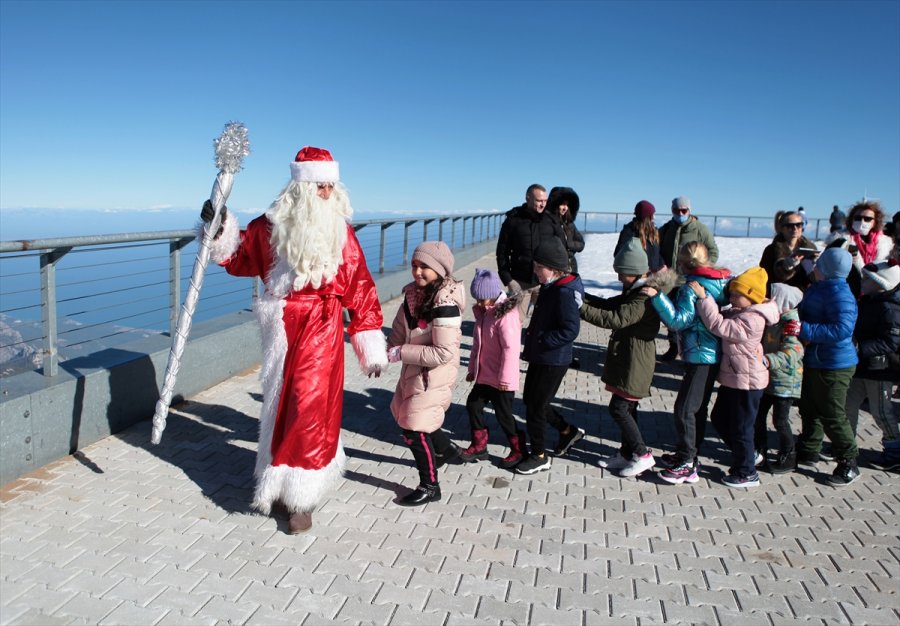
top-left (723, 473), bottom-right (760, 488)
top-left (619, 451), bottom-right (655, 477)
top-left (516, 454), bottom-right (551, 475)
top-left (553, 427), bottom-right (585, 457)
top-left (598, 452), bottom-right (630, 470)
top-left (660, 459), bottom-right (699, 484)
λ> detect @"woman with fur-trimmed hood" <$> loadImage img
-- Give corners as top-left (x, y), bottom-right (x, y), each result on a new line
top-left (547, 186), bottom-right (585, 274)
top-left (204, 147), bottom-right (387, 534)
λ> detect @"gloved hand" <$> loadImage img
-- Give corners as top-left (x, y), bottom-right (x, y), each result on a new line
top-left (507, 280), bottom-right (522, 295)
top-left (387, 346), bottom-right (402, 363)
top-left (201, 200), bottom-right (226, 238)
top-left (782, 319), bottom-right (801, 337)
top-left (465, 372), bottom-right (475, 382)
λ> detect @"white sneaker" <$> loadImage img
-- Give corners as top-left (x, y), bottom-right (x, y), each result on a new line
top-left (619, 451), bottom-right (655, 477)
top-left (599, 452), bottom-right (630, 470)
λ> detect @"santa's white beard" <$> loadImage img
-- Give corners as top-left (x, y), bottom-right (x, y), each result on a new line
top-left (267, 181), bottom-right (353, 290)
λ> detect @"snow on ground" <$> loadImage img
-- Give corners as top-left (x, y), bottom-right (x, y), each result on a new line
top-left (577, 233), bottom-right (812, 298)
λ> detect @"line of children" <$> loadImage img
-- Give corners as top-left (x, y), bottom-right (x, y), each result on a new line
top-left (386, 239), bottom-right (894, 505)
top-left (579, 238), bottom-right (673, 477)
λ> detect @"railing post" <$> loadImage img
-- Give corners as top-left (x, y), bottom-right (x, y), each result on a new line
top-left (713, 216), bottom-right (718, 236)
top-left (470, 216), bottom-right (476, 246)
top-left (403, 221), bottom-right (412, 267)
top-left (40, 247), bottom-right (70, 377)
top-left (746, 217), bottom-right (750, 237)
top-left (438, 217), bottom-right (448, 242)
top-left (380, 222), bottom-right (392, 273)
top-left (169, 237), bottom-right (191, 336)
top-left (452, 217), bottom-right (460, 248)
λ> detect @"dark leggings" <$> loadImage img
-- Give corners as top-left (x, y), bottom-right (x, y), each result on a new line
top-left (466, 384), bottom-right (517, 439)
top-left (754, 394), bottom-right (795, 455)
top-left (609, 394), bottom-right (648, 458)
top-left (401, 428), bottom-right (455, 487)
top-left (672, 363), bottom-right (717, 461)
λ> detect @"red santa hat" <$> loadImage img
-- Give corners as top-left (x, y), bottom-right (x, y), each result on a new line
top-left (290, 146), bottom-right (340, 183)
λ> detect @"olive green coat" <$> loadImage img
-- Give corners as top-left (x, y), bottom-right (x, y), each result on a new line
top-left (580, 273), bottom-right (672, 398)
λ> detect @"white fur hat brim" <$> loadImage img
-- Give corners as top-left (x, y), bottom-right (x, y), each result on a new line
top-left (290, 160), bottom-right (340, 183)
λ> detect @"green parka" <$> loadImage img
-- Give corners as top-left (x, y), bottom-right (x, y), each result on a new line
top-left (580, 272), bottom-right (674, 398)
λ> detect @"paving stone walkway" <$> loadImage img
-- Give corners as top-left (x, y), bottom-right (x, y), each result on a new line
top-left (2, 253), bottom-right (898, 625)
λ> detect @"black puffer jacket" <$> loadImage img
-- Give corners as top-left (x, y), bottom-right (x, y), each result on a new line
top-left (853, 286), bottom-right (900, 382)
top-left (496, 204), bottom-right (566, 288)
top-left (548, 187), bottom-right (585, 274)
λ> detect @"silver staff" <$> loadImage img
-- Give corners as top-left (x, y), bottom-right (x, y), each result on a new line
top-left (151, 122), bottom-right (250, 444)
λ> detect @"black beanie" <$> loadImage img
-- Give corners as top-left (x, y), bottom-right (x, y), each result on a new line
top-left (533, 238), bottom-right (570, 272)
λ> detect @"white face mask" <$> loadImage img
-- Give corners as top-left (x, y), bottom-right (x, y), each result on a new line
top-left (853, 219), bottom-right (874, 236)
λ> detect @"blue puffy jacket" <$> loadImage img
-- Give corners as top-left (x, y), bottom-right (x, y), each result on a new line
top-left (523, 274), bottom-right (584, 366)
top-left (798, 278), bottom-right (858, 370)
top-left (652, 266), bottom-right (731, 365)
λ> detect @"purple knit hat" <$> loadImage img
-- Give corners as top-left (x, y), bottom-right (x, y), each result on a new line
top-left (470, 268), bottom-right (503, 300)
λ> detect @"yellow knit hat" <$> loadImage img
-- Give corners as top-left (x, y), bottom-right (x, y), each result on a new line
top-left (729, 267), bottom-right (768, 304)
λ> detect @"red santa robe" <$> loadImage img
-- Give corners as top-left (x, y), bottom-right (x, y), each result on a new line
top-left (209, 210), bottom-right (385, 514)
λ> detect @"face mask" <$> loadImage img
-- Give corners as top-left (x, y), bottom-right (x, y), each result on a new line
top-left (673, 214), bottom-right (689, 225)
top-left (853, 219), bottom-right (874, 236)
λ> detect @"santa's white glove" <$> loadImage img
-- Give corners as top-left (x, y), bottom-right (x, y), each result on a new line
top-left (387, 346), bottom-right (402, 363)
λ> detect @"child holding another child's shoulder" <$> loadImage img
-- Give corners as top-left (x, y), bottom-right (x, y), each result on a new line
top-left (691, 267), bottom-right (779, 488)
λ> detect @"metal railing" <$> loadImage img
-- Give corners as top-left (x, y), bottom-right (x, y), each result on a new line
top-left (0, 212), bottom-right (503, 378)
top-left (0, 208), bottom-right (829, 379)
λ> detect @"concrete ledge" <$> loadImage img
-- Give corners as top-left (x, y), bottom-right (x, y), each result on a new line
top-left (0, 240), bottom-right (496, 485)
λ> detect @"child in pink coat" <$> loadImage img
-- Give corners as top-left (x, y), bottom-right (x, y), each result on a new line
top-left (459, 269), bottom-right (525, 469)
top-left (690, 266), bottom-right (779, 488)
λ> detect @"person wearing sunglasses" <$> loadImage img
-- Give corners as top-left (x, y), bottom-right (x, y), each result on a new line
top-left (759, 210), bottom-right (818, 291)
top-left (845, 200), bottom-right (893, 268)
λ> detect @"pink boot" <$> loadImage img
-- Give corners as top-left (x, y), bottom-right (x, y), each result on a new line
top-left (459, 428), bottom-right (489, 462)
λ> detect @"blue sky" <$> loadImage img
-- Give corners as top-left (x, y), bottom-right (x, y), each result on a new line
top-left (1, 0), bottom-right (898, 225)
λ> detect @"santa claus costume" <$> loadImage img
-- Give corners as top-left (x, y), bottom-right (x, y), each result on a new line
top-left (207, 147), bottom-right (386, 532)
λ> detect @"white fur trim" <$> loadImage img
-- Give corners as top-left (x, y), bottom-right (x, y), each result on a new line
top-left (204, 209), bottom-right (241, 264)
top-left (253, 291), bottom-right (288, 478)
top-left (253, 442), bottom-right (346, 514)
top-left (351, 328), bottom-right (388, 374)
top-left (290, 160), bottom-right (340, 183)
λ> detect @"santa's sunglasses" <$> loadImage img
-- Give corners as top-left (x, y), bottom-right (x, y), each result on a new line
top-left (674, 208), bottom-right (689, 215)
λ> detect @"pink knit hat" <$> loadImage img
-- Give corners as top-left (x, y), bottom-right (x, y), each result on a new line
top-left (412, 241), bottom-right (455, 277)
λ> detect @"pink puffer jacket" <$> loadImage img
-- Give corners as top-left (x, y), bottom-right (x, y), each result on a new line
top-left (388, 279), bottom-right (466, 433)
top-left (468, 292), bottom-right (522, 391)
top-left (697, 297), bottom-right (780, 391)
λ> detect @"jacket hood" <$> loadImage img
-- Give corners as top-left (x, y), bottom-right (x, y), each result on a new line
top-left (749, 299), bottom-right (781, 326)
top-left (646, 268), bottom-right (679, 293)
top-left (547, 186), bottom-right (580, 220)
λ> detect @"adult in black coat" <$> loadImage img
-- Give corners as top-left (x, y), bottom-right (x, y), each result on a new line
top-left (547, 187), bottom-right (585, 274)
top-left (496, 184), bottom-right (566, 292)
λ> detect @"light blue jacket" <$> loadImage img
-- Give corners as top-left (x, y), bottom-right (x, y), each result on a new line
top-left (652, 267), bottom-right (731, 365)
